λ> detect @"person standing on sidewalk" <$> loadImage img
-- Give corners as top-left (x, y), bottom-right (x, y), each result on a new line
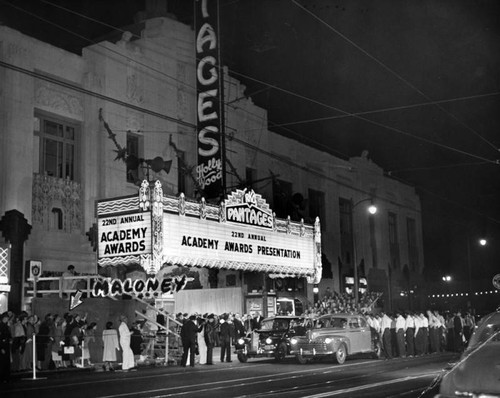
top-left (102, 321), bottom-right (120, 371)
top-left (219, 315), bottom-right (232, 363)
top-left (395, 310), bottom-right (406, 358)
top-left (405, 311), bottom-right (415, 357)
top-left (0, 312), bottom-right (11, 383)
top-left (380, 311), bottom-right (393, 359)
top-left (118, 315), bottom-right (135, 371)
top-left (204, 314), bottom-right (216, 365)
top-left (180, 315), bottom-right (198, 368)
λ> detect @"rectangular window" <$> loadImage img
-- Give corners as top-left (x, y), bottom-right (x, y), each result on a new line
top-left (272, 179), bottom-right (292, 218)
top-left (177, 151), bottom-right (187, 195)
top-left (308, 189), bottom-right (325, 227)
top-left (35, 114), bottom-right (78, 181)
top-left (406, 217), bottom-right (418, 272)
top-left (126, 133), bottom-right (140, 183)
top-left (388, 212), bottom-right (400, 269)
top-left (339, 197), bottom-right (353, 267)
top-left (245, 167), bottom-right (257, 189)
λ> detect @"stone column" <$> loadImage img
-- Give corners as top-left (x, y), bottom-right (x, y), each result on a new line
top-left (0, 209), bottom-right (32, 312)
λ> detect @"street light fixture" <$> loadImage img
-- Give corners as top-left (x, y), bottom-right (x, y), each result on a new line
top-left (467, 237), bottom-right (487, 300)
top-left (351, 198), bottom-right (377, 308)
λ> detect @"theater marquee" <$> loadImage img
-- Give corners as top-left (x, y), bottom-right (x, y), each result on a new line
top-left (96, 181), bottom-right (322, 284)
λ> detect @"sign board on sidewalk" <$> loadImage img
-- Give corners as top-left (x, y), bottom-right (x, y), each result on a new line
top-left (493, 273), bottom-right (500, 290)
top-left (29, 260), bottom-right (42, 279)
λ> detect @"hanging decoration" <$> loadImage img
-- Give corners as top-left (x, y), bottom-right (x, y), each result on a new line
top-left (98, 109), bottom-right (172, 182)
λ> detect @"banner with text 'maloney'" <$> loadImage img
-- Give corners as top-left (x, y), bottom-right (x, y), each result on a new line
top-left (194, 0), bottom-right (225, 200)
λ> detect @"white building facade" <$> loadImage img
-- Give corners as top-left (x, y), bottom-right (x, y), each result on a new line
top-left (0, 13), bottom-right (424, 314)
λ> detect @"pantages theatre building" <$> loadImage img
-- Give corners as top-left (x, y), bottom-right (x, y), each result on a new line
top-left (0, 1), bottom-right (424, 317)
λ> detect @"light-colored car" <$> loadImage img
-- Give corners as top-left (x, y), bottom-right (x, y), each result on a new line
top-left (435, 310), bottom-right (500, 398)
top-left (289, 313), bottom-right (380, 364)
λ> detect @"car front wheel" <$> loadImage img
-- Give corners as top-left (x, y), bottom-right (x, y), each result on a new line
top-left (372, 341), bottom-right (382, 359)
top-left (296, 354), bottom-right (311, 364)
top-left (334, 343), bottom-right (347, 364)
top-left (275, 343), bottom-right (287, 361)
top-left (237, 353), bottom-right (248, 363)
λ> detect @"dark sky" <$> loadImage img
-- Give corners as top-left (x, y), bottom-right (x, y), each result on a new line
top-left (1, 0), bottom-right (499, 281)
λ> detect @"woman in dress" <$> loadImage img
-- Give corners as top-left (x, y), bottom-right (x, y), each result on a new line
top-left (102, 321), bottom-right (120, 371)
top-left (11, 315), bottom-right (26, 371)
top-left (118, 315), bottom-right (135, 371)
top-left (85, 322), bottom-right (99, 366)
top-left (51, 315), bottom-right (64, 368)
top-left (197, 317), bottom-right (207, 365)
top-left (20, 316), bottom-right (35, 371)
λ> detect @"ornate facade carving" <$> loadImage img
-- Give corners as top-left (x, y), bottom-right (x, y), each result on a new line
top-left (34, 83), bottom-right (84, 120)
top-left (5, 42), bottom-right (28, 61)
top-left (32, 173), bottom-right (83, 233)
top-left (176, 62), bottom-right (189, 120)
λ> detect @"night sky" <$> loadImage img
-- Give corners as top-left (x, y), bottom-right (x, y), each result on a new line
top-left (1, 0), bottom-right (499, 283)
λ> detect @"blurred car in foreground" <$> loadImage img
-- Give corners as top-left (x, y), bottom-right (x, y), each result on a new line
top-left (435, 310), bottom-right (500, 398)
top-left (289, 313), bottom-right (381, 364)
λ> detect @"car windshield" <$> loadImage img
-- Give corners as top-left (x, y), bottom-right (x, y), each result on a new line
top-left (260, 318), bottom-right (292, 331)
top-left (315, 317), bottom-right (348, 329)
top-left (467, 318), bottom-right (500, 350)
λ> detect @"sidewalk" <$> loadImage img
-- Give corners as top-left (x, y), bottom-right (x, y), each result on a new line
top-left (9, 346), bottom-right (233, 380)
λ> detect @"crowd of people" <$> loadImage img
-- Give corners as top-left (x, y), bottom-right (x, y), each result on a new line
top-left (0, 309), bottom-right (146, 383)
top-left (174, 311), bottom-right (264, 367)
top-left (0, 289), bottom-right (479, 382)
top-left (303, 289), bottom-right (476, 359)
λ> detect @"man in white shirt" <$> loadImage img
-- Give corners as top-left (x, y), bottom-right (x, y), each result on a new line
top-left (434, 310), bottom-right (446, 351)
top-left (405, 312), bottom-right (415, 357)
top-left (414, 313), bottom-right (422, 356)
top-left (427, 310), bottom-right (439, 353)
top-left (420, 312), bottom-right (429, 355)
top-left (380, 311), bottom-right (393, 359)
top-left (395, 310), bottom-right (406, 357)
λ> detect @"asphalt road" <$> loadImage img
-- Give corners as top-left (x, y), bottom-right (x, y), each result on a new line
top-left (1, 352), bottom-right (458, 398)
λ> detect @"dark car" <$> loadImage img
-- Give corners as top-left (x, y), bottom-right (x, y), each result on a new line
top-left (434, 310), bottom-right (500, 398)
top-left (235, 316), bottom-right (313, 362)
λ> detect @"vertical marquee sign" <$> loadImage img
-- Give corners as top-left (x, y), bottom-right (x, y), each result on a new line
top-left (194, 0), bottom-right (226, 200)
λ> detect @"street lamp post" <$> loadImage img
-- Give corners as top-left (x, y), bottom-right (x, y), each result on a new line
top-left (466, 236), bottom-right (487, 304)
top-left (351, 198), bottom-right (377, 308)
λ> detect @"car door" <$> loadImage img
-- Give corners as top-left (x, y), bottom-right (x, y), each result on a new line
top-left (357, 316), bottom-right (372, 352)
top-left (347, 317), bottom-right (363, 352)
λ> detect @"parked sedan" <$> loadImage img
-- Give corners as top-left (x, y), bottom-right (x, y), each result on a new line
top-left (289, 313), bottom-right (380, 364)
top-left (435, 310), bottom-right (500, 398)
top-left (235, 316), bottom-right (313, 362)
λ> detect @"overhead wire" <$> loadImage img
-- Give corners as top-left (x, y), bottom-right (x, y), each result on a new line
top-left (228, 65), bottom-right (499, 165)
top-left (245, 91), bottom-right (500, 131)
top-left (3, 0), bottom-right (499, 223)
top-left (291, 0), bottom-right (500, 153)
top-left (17, 0), bottom-right (345, 158)
top-left (20, 0), bottom-right (352, 160)
top-left (28, 0), bottom-right (499, 166)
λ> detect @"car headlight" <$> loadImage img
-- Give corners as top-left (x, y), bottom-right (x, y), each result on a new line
top-left (237, 338), bottom-right (245, 345)
top-left (265, 337), bottom-right (273, 344)
top-left (324, 338), bottom-right (332, 344)
top-left (290, 338), bottom-right (298, 345)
